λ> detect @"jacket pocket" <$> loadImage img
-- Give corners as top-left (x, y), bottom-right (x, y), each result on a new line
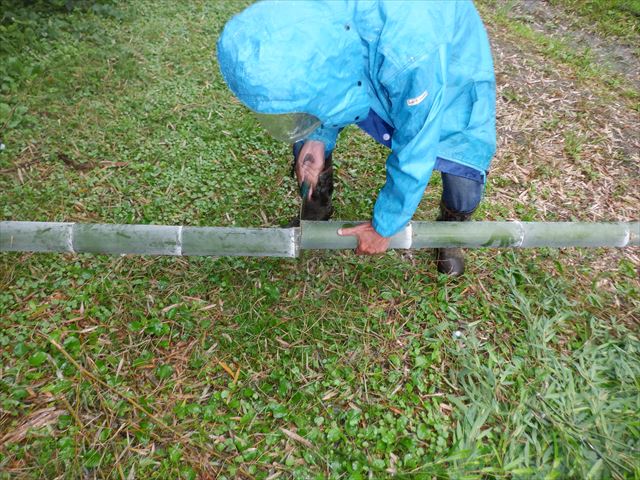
top-left (440, 81), bottom-right (476, 138)
top-left (466, 80), bottom-right (493, 131)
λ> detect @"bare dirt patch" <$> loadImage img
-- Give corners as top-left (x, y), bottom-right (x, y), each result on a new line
top-left (480, 2), bottom-right (640, 268)
top-left (503, 0), bottom-right (639, 89)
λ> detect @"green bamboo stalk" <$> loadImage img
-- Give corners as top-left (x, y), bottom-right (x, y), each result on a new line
top-left (300, 221), bottom-right (639, 249)
top-left (1, 220), bottom-right (638, 258)
top-left (0, 222), bottom-right (299, 257)
top-left (73, 223), bottom-right (181, 255)
top-left (181, 226), bottom-right (298, 257)
top-left (0, 221), bottom-right (74, 253)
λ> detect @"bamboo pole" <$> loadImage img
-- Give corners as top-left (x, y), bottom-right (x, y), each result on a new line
top-left (0, 222), bottom-right (299, 257)
top-left (299, 221), bottom-right (639, 249)
top-left (1, 220), bottom-right (638, 257)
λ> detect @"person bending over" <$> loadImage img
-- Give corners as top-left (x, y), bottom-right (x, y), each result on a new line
top-left (217, 0), bottom-right (496, 276)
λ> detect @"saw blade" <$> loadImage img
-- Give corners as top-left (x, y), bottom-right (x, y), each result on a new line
top-left (299, 180), bottom-right (310, 224)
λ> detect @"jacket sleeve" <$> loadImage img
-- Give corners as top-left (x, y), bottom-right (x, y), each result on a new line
top-left (306, 125), bottom-right (341, 152)
top-left (372, 46), bottom-right (447, 237)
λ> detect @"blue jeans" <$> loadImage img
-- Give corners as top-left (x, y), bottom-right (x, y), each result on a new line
top-left (441, 171), bottom-right (483, 214)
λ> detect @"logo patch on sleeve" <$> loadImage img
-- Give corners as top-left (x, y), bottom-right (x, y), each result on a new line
top-left (406, 90), bottom-right (428, 107)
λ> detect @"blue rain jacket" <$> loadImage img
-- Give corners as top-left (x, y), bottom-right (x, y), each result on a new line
top-left (217, 0), bottom-right (496, 237)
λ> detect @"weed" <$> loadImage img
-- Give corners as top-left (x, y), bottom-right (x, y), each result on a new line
top-left (564, 131), bottom-right (584, 162)
top-left (550, 0), bottom-right (640, 43)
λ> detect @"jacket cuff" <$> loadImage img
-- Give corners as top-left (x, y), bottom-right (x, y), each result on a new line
top-left (372, 215), bottom-right (399, 238)
top-left (307, 125), bottom-right (339, 152)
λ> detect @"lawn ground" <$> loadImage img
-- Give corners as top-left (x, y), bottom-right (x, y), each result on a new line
top-left (1, 1), bottom-right (639, 478)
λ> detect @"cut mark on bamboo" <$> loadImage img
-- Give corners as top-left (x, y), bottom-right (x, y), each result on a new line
top-left (622, 224), bottom-right (630, 248)
top-left (66, 223), bottom-right (75, 253)
top-left (289, 227), bottom-right (300, 258)
top-left (514, 220), bottom-right (525, 247)
top-left (176, 225), bottom-right (183, 256)
top-left (395, 222), bottom-right (412, 249)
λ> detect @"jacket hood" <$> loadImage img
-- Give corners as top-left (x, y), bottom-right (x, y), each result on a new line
top-left (217, 0), bottom-right (371, 128)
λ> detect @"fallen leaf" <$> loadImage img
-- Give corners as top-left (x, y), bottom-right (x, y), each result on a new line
top-left (280, 428), bottom-right (313, 448)
top-left (218, 361), bottom-right (235, 379)
top-left (1, 407), bottom-right (66, 444)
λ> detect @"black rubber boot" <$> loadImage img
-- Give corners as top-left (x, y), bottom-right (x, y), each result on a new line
top-left (436, 201), bottom-right (476, 276)
top-left (284, 149), bottom-right (334, 227)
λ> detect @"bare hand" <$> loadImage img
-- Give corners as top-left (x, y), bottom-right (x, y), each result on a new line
top-left (338, 222), bottom-right (390, 255)
top-left (295, 140), bottom-right (325, 199)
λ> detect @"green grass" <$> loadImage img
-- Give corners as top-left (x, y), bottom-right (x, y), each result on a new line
top-left (1, 1), bottom-right (639, 479)
top-left (550, 0), bottom-right (640, 44)
top-left (477, 0), bottom-right (640, 103)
